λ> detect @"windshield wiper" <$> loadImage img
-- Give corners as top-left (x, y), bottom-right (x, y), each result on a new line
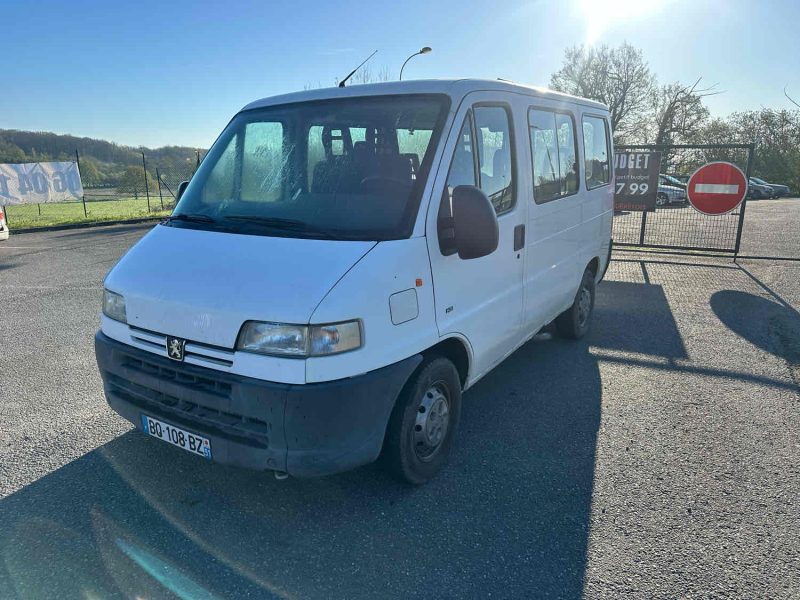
top-left (222, 215), bottom-right (338, 239)
top-left (165, 213), bottom-right (216, 224)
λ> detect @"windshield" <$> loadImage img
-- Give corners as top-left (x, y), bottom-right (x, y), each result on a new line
top-left (172, 95), bottom-right (449, 240)
top-left (751, 177), bottom-right (767, 185)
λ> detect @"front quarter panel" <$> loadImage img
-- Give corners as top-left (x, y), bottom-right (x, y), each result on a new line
top-left (306, 237), bottom-right (436, 383)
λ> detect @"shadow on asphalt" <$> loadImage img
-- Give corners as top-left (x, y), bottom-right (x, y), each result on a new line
top-left (594, 280), bottom-right (688, 359)
top-left (1, 281), bottom-right (689, 598)
top-left (0, 340), bottom-right (602, 599)
top-left (711, 289), bottom-right (800, 365)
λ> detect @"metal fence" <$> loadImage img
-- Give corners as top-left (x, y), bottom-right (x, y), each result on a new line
top-left (3, 150), bottom-right (202, 227)
top-left (612, 144), bottom-right (754, 255)
top-left (79, 150), bottom-right (201, 211)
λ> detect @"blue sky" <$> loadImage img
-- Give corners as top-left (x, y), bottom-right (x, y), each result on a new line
top-left (1, 0), bottom-right (798, 148)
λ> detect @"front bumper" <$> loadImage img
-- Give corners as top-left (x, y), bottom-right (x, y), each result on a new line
top-left (95, 331), bottom-right (421, 477)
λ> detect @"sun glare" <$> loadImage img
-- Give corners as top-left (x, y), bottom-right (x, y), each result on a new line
top-left (576, 0), bottom-right (670, 43)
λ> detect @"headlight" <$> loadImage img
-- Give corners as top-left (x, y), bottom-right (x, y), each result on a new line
top-left (102, 289), bottom-right (127, 323)
top-left (236, 320), bottom-right (362, 357)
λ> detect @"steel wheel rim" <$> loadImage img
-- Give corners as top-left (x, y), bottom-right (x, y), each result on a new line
top-left (577, 285), bottom-right (592, 327)
top-left (413, 382), bottom-right (451, 462)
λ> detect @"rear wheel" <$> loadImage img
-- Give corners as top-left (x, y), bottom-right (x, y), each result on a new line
top-left (656, 193), bottom-right (668, 207)
top-left (556, 268), bottom-right (596, 340)
top-left (383, 356), bottom-right (462, 485)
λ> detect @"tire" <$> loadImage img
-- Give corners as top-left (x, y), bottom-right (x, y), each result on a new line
top-left (556, 268), bottom-right (596, 340)
top-left (656, 193), bottom-right (668, 207)
top-left (382, 356), bottom-right (462, 485)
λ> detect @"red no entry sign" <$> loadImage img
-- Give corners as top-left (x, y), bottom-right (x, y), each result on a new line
top-left (687, 162), bottom-right (748, 215)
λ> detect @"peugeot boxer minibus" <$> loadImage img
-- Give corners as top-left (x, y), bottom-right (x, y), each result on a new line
top-left (96, 79), bottom-right (613, 484)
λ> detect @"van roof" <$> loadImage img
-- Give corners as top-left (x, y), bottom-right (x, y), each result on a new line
top-left (242, 78), bottom-right (608, 113)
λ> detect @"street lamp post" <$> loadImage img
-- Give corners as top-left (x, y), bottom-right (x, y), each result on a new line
top-left (399, 47), bottom-right (432, 81)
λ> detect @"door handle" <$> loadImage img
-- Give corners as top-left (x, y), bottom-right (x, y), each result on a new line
top-left (513, 224), bottom-right (525, 251)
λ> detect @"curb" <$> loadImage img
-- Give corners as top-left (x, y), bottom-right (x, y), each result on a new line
top-left (10, 216), bottom-right (163, 235)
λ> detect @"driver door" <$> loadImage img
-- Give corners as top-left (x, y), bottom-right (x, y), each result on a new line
top-left (426, 95), bottom-right (526, 383)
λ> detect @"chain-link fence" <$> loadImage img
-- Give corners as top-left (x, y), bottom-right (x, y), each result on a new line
top-left (613, 144), bottom-right (754, 254)
top-left (81, 150), bottom-right (200, 212)
top-left (4, 150), bottom-right (202, 228)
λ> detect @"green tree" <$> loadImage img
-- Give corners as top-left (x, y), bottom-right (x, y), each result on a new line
top-left (118, 166), bottom-right (156, 198)
top-left (78, 157), bottom-right (101, 187)
top-left (721, 108), bottom-right (800, 191)
top-left (0, 138), bottom-right (27, 163)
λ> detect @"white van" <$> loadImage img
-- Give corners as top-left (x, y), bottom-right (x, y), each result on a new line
top-left (96, 80), bottom-right (613, 484)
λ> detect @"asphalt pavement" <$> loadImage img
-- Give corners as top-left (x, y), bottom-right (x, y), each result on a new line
top-left (0, 213), bottom-right (798, 598)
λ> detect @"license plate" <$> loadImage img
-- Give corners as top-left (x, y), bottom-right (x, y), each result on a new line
top-left (141, 414), bottom-right (212, 460)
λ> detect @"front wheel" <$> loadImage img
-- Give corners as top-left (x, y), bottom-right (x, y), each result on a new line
top-left (382, 356), bottom-right (462, 485)
top-left (556, 268), bottom-right (596, 340)
top-left (656, 193), bottom-right (668, 207)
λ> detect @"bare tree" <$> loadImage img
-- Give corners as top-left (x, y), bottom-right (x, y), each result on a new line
top-left (648, 78), bottom-right (720, 145)
top-left (306, 64), bottom-right (392, 89)
top-left (785, 86), bottom-right (800, 109)
top-left (351, 64), bottom-right (392, 85)
top-left (550, 43), bottom-right (655, 139)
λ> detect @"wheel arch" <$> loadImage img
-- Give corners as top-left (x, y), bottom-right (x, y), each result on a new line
top-left (586, 256), bottom-right (600, 278)
top-left (422, 335), bottom-right (472, 389)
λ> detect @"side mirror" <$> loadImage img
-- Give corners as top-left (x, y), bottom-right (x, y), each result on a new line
top-left (176, 180), bottom-right (189, 202)
top-left (450, 185), bottom-right (499, 260)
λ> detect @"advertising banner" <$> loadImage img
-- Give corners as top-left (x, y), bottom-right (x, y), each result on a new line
top-left (0, 161), bottom-right (83, 205)
top-left (613, 151), bottom-right (662, 212)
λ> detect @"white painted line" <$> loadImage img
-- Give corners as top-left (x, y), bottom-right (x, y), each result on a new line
top-left (694, 184), bottom-right (740, 194)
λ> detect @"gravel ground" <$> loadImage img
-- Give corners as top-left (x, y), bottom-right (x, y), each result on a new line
top-left (0, 219), bottom-right (798, 599)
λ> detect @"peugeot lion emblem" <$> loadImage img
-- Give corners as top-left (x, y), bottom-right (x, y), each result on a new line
top-left (166, 336), bottom-right (186, 361)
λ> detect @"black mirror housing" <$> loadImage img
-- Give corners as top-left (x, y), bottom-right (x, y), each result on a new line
top-left (451, 185), bottom-right (499, 260)
top-left (176, 180), bottom-right (189, 202)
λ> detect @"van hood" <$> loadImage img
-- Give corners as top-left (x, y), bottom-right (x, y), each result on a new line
top-left (104, 224), bottom-right (376, 348)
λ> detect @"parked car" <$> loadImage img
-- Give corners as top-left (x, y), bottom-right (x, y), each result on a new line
top-left (666, 173), bottom-right (690, 185)
top-left (94, 79), bottom-right (614, 484)
top-left (656, 174), bottom-right (687, 206)
top-left (748, 178), bottom-right (774, 200)
top-left (0, 207), bottom-right (9, 241)
top-left (751, 177), bottom-right (790, 198)
top-left (660, 174), bottom-right (687, 189)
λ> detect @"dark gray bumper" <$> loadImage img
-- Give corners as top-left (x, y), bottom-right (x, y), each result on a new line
top-left (95, 331), bottom-right (421, 477)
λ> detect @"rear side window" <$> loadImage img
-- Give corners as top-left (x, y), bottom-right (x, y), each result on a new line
top-left (529, 108), bottom-right (579, 203)
top-left (582, 115), bottom-right (611, 189)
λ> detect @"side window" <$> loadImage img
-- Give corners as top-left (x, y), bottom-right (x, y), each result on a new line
top-left (582, 115), bottom-right (611, 189)
top-left (241, 121), bottom-right (284, 202)
top-left (439, 116), bottom-right (476, 221)
top-left (556, 114), bottom-right (578, 195)
top-left (529, 109), bottom-right (578, 203)
top-left (474, 106), bottom-right (514, 214)
top-left (446, 116), bottom-right (476, 189)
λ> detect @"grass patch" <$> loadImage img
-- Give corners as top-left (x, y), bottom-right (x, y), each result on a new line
top-left (3, 197), bottom-right (174, 229)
